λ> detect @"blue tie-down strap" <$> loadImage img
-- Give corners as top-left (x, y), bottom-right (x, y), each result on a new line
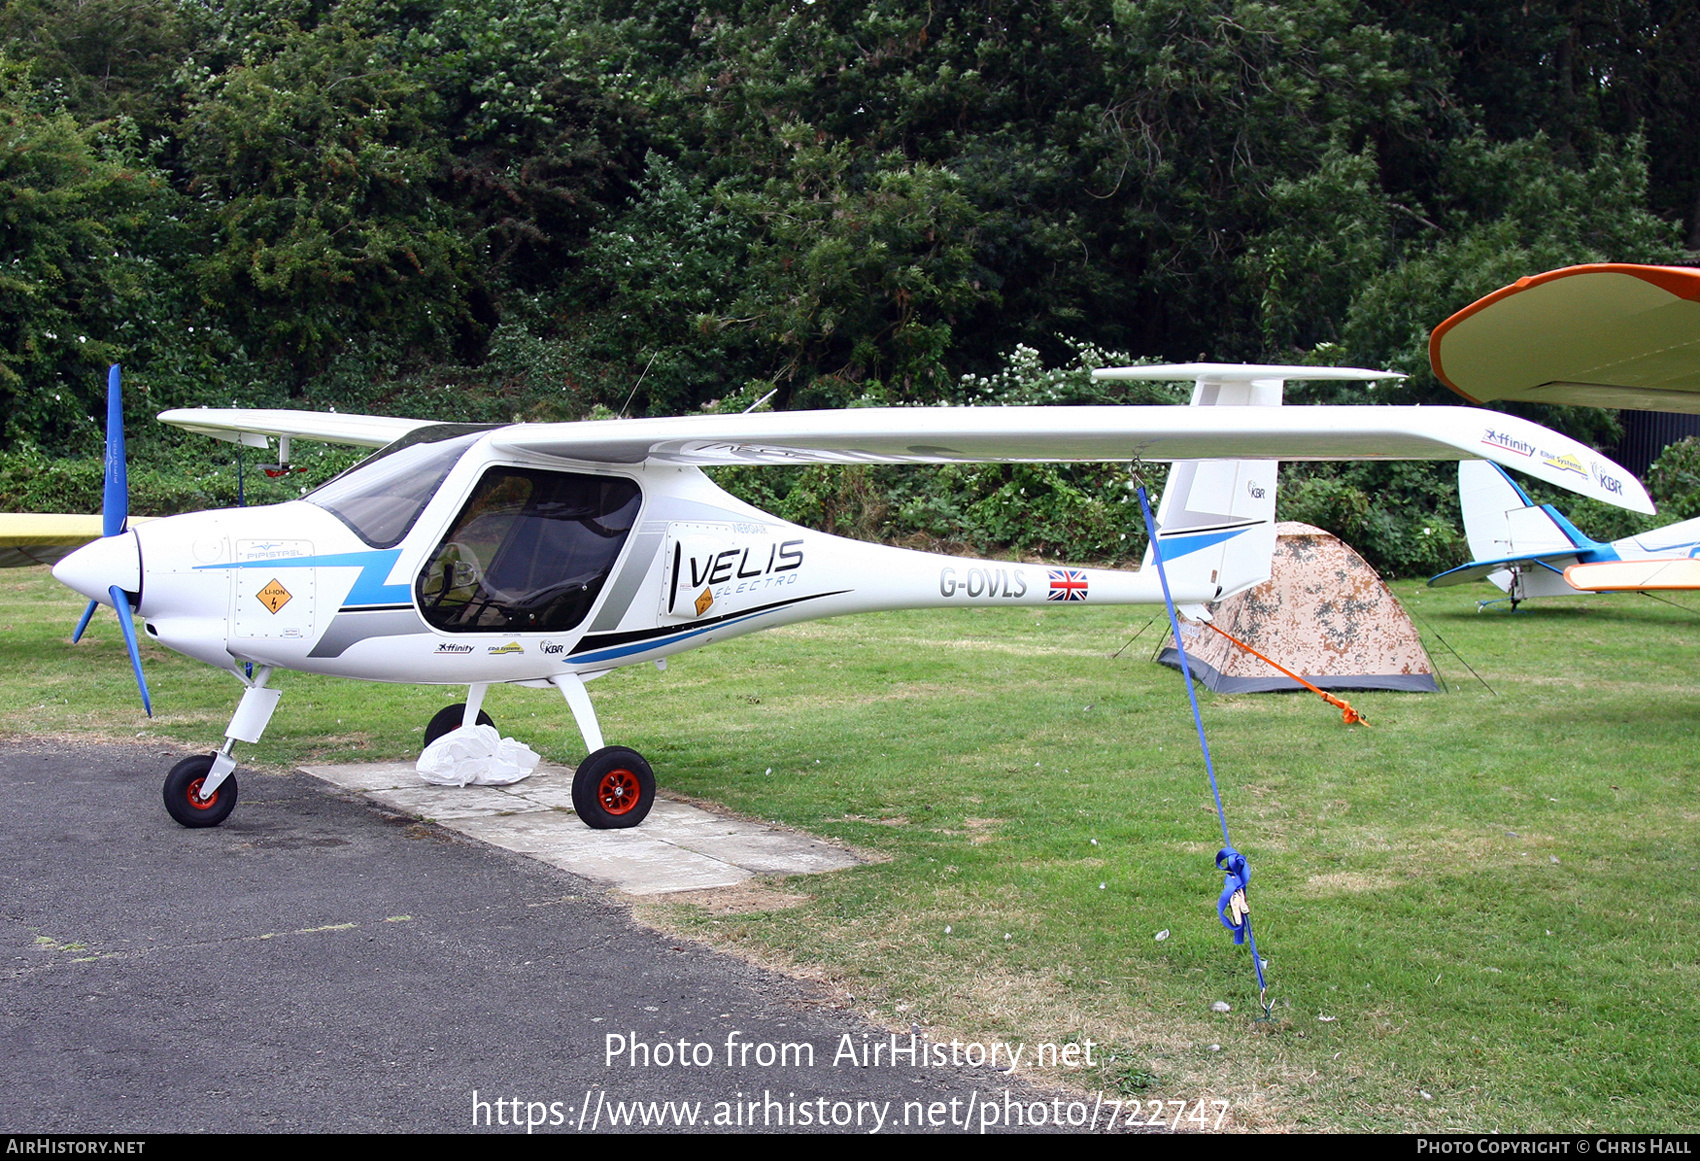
top-left (1216, 847), bottom-right (1250, 945)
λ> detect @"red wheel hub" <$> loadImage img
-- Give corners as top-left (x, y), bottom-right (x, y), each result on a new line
top-left (597, 769), bottom-right (639, 816)
top-left (186, 777), bottom-right (219, 810)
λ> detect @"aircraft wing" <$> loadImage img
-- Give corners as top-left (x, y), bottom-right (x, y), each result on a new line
top-left (1428, 551), bottom-right (1580, 588)
top-left (1564, 558), bottom-right (1700, 592)
top-left (157, 408), bottom-right (435, 449)
top-left (1430, 264), bottom-right (1700, 413)
top-left (0, 513), bottom-right (155, 568)
top-left (489, 405), bottom-right (1653, 512)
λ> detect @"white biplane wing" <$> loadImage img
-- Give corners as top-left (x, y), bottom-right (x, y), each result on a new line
top-left (1430, 264), bottom-right (1700, 413)
top-left (1565, 558), bottom-right (1700, 591)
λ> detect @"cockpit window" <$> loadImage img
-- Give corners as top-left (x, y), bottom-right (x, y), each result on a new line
top-left (306, 427), bottom-right (490, 549)
top-left (416, 468), bottom-right (643, 634)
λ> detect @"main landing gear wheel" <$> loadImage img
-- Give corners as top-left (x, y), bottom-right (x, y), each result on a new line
top-left (572, 746), bottom-right (655, 830)
top-left (423, 703), bottom-right (495, 748)
top-left (163, 754), bottom-right (238, 829)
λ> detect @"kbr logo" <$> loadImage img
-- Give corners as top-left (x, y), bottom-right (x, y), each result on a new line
top-left (1591, 462), bottom-right (1625, 496)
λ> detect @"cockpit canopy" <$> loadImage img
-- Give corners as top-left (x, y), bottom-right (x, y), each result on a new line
top-left (306, 426), bottom-right (644, 634)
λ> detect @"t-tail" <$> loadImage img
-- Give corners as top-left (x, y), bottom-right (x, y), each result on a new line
top-left (1107, 365), bottom-right (1376, 607)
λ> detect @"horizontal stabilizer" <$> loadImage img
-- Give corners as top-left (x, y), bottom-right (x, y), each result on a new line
top-left (1429, 551), bottom-right (1579, 588)
top-left (1093, 362), bottom-right (1404, 386)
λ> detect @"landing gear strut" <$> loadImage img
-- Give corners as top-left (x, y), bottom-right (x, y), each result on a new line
top-left (549, 672), bottom-right (657, 830)
top-left (161, 665), bottom-right (278, 829)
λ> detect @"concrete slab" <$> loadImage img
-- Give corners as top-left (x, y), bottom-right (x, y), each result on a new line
top-left (450, 815), bottom-right (752, 894)
top-left (297, 759), bottom-right (864, 896)
top-left (365, 784), bottom-right (551, 820)
top-left (303, 759), bottom-right (424, 791)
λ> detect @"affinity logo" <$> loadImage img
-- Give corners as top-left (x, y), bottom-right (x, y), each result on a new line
top-left (1481, 429), bottom-right (1534, 457)
top-left (435, 643), bottom-right (473, 654)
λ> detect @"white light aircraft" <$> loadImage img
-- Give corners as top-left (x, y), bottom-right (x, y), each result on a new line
top-left (42, 363), bottom-right (1651, 831)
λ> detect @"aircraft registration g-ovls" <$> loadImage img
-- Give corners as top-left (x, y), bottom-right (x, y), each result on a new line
top-left (1429, 263), bottom-right (1700, 600)
top-left (47, 363), bottom-right (1652, 832)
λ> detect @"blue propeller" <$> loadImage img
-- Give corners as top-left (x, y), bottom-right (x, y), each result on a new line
top-left (69, 365), bottom-right (153, 716)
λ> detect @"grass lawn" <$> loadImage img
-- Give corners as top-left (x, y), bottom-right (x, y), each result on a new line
top-left (3, 566), bottom-right (1696, 1131)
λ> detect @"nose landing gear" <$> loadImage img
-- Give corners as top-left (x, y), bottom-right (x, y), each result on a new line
top-left (423, 702), bottom-right (496, 747)
top-left (161, 665), bottom-right (277, 829)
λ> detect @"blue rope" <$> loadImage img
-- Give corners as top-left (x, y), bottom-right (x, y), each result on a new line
top-left (1136, 484), bottom-right (1269, 1013)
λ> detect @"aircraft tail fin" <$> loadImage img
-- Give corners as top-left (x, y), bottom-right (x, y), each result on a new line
top-left (1142, 371), bottom-right (1283, 603)
top-left (1429, 460), bottom-right (1599, 594)
top-left (1458, 460), bottom-right (1594, 562)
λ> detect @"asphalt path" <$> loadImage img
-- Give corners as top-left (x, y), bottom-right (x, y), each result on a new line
top-left (0, 740), bottom-right (1075, 1134)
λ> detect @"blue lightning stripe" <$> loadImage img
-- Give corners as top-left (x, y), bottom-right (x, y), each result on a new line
top-left (1157, 528), bottom-right (1247, 559)
top-left (195, 549), bottom-right (410, 607)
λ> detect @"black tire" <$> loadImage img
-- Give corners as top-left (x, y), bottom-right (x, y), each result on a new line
top-left (423, 703), bottom-right (495, 748)
top-left (572, 746), bottom-right (656, 830)
top-left (163, 754), bottom-right (238, 828)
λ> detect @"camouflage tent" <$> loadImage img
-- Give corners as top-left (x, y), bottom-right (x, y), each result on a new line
top-left (1158, 522), bottom-right (1438, 693)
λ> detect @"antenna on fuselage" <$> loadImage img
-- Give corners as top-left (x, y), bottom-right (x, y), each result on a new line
top-left (742, 388), bottom-right (778, 414)
top-left (619, 351), bottom-right (660, 419)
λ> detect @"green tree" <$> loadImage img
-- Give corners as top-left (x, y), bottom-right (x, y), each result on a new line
top-left (0, 60), bottom-right (180, 448)
top-left (181, 17), bottom-right (475, 387)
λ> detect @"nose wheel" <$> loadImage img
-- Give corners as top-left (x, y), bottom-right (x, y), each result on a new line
top-left (571, 746), bottom-right (656, 829)
top-left (163, 754), bottom-right (239, 828)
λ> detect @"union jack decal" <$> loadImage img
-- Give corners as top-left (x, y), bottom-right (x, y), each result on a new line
top-left (1046, 568), bottom-right (1089, 601)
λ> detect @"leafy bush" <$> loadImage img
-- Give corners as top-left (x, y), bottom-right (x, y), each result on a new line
top-left (1648, 436), bottom-right (1700, 522)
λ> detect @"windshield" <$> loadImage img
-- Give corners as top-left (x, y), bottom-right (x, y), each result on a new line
top-left (306, 427), bottom-right (490, 549)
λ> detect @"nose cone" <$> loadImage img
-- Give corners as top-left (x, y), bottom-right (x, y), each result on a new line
top-left (53, 531), bottom-right (141, 605)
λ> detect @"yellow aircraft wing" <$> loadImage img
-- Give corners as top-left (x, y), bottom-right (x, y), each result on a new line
top-left (0, 514), bottom-right (154, 568)
top-left (1564, 558), bottom-right (1700, 592)
top-left (1430, 264), bottom-right (1700, 413)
